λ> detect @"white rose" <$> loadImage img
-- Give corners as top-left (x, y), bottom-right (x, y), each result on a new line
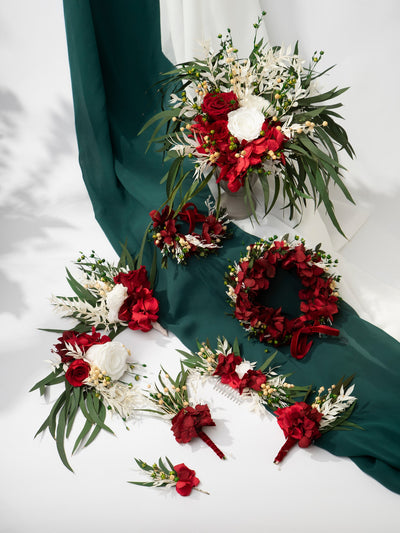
top-left (106, 283), bottom-right (128, 322)
top-left (235, 360), bottom-right (253, 379)
top-left (85, 341), bottom-right (129, 381)
top-left (227, 106), bottom-right (265, 142)
top-left (239, 94), bottom-right (273, 115)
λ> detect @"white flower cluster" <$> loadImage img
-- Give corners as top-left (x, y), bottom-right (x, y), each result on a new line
top-left (50, 276), bottom-right (129, 333)
top-left (316, 384), bottom-right (357, 431)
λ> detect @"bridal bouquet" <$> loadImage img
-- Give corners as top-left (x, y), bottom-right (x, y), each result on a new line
top-left (142, 13), bottom-right (354, 234)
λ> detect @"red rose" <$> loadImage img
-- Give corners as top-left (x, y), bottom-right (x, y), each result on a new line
top-left (171, 404), bottom-right (215, 443)
top-left (174, 463), bottom-right (200, 496)
top-left (113, 266), bottom-right (151, 295)
top-left (275, 402), bottom-right (322, 448)
top-left (65, 359), bottom-right (91, 387)
top-left (54, 329), bottom-right (110, 363)
top-left (201, 91), bottom-right (239, 121)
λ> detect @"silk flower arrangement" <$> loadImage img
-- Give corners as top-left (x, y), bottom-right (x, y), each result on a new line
top-left (142, 12), bottom-right (354, 235)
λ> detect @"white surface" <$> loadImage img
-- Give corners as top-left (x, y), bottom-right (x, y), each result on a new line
top-left (1, 1), bottom-right (399, 532)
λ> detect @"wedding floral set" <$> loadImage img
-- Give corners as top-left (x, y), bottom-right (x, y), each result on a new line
top-left (33, 15), bottom-right (359, 496)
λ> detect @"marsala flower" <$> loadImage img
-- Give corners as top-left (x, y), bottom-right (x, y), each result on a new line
top-left (150, 205), bottom-right (175, 229)
top-left (54, 328), bottom-right (110, 363)
top-left (237, 369), bottom-right (267, 394)
top-left (171, 404), bottom-right (215, 443)
top-left (213, 352), bottom-right (243, 388)
top-left (174, 463), bottom-right (200, 496)
top-left (118, 290), bottom-right (159, 332)
top-left (113, 266), bottom-right (159, 332)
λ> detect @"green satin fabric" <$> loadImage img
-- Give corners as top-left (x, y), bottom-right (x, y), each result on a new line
top-left (64, 0), bottom-right (400, 493)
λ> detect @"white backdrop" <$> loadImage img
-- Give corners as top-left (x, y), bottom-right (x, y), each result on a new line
top-left (1, 1), bottom-right (399, 532)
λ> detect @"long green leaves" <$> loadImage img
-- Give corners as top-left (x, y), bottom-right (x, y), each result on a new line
top-left (31, 371), bottom-right (115, 472)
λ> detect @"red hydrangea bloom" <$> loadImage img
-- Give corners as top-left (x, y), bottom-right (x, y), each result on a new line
top-left (215, 121), bottom-right (287, 192)
top-left (113, 265), bottom-right (151, 295)
top-left (54, 328), bottom-right (110, 363)
top-left (275, 402), bottom-right (322, 448)
top-left (117, 290), bottom-right (159, 332)
top-left (113, 266), bottom-right (159, 332)
top-left (173, 463), bottom-right (200, 496)
top-left (213, 352), bottom-right (242, 388)
top-left (238, 369), bottom-right (267, 394)
top-left (171, 404), bottom-right (215, 443)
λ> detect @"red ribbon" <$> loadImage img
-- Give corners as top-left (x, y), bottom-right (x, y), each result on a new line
top-left (178, 203), bottom-right (205, 234)
top-left (197, 430), bottom-right (226, 460)
top-left (290, 324), bottom-right (340, 359)
top-left (273, 436), bottom-right (298, 464)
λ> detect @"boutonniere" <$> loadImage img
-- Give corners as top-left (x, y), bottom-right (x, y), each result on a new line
top-left (144, 365), bottom-right (225, 459)
top-left (130, 457), bottom-right (209, 496)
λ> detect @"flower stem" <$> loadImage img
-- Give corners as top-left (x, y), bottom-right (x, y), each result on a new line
top-left (194, 487), bottom-right (210, 495)
top-left (197, 430), bottom-right (225, 459)
top-left (274, 436), bottom-right (297, 464)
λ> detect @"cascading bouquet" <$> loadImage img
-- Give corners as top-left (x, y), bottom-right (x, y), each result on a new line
top-left (141, 12), bottom-right (354, 234)
top-left (31, 328), bottom-right (147, 471)
top-left (48, 248), bottom-right (164, 338)
top-left (179, 337), bottom-right (309, 413)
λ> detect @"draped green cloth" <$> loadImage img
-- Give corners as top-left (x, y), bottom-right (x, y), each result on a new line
top-left (63, 0), bottom-right (400, 493)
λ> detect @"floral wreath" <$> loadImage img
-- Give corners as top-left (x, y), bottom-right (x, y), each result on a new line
top-left (150, 201), bottom-right (230, 266)
top-left (225, 236), bottom-right (341, 359)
